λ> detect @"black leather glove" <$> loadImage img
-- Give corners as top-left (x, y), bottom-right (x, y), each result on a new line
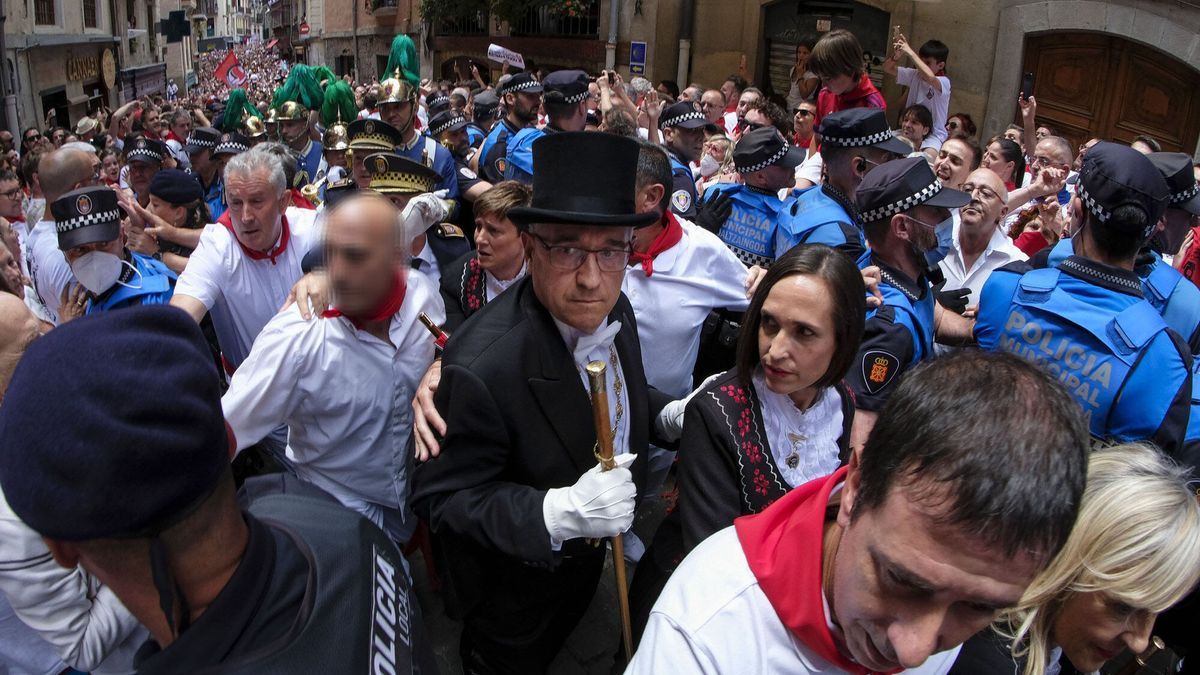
top-left (694, 190), bottom-right (734, 235)
top-left (933, 282), bottom-right (971, 315)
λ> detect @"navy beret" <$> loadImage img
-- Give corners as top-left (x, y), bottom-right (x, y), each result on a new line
top-left (149, 169), bottom-right (204, 205)
top-left (0, 306), bottom-right (229, 541)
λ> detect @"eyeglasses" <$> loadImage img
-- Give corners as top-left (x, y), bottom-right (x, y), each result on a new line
top-left (530, 233), bottom-right (631, 272)
top-left (0, 187), bottom-right (21, 200)
top-left (795, 109), bottom-right (814, 118)
top-left (743, 121), bottom-right (766, 131)
top-left (902, 213), bottom-right (940, 230)
top-left (1029, 156), bottom-right (1063, 169)
top-left (959, 182), bottom-right (999, 201)
top-left (24, 134), bottom-right (40, 143)
top-left (946, 121), bottom-right (960, 129)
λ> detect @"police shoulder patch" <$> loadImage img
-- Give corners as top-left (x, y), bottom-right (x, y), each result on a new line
top-left (861, 349), bottom-right (899, 395)
top-left (437, 223), bottom-right (465, 239)
top-left (671, 189), bottom-right (692, 214)
top-left (459, 166), bottom-right (477, 180)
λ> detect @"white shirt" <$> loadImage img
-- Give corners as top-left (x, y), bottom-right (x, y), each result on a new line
top-left (25, 219), bottom-right (74, 324)
top-left (796, 151), bottom-right (824, 187)
top-left (485, 261), bottom-right (527, 302)
top-left (752, 373), bottom-right (842, 489)
top-left (623, 221), bottom-right (749, 398)
top-left (554, 318), bottom-right (631, 459)
top-left (938, 218), bottom-right (1028, 306)
top-left (628, 526), bottom-right (960, 675)
top-left (174, 209), bottom-right (318, 369)
top-left (222, 271), bottom-right (444, 541)
top-left (897, 67), bottom-right (951, 145)
top-left (165, 138), bottom-right (190, 171)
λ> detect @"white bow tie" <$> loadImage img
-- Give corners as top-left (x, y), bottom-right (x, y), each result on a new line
top-left (572, 320), bottom-right (622, 364)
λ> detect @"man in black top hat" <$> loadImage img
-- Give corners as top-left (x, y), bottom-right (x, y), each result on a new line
top-left (125, 136), bottom-right (166, 208)
top-left (479, 72), bottom-right (543, 182)
top-left (0, 306), bottom-right (434, 673)
top-left (775, 108), bottom-right (911, 261)
top-left (658, 100), bottom-right (709, 220)
top-left (504, 70), bottom-right (591, 183)
top-left (411, 131), bottom-right (676, 673)
top-left (845, 157), bottom-right (969, 447)
top-left (185, 127), bottom-right (223, 213)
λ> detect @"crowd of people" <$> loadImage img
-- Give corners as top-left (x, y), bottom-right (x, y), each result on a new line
top-left (0, 25), bottom-right (1198, 675)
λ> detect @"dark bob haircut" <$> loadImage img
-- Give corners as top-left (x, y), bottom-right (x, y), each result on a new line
top-left (853, 350), bottom-right (1090, 561)
top-left (736, 243), bottom-right (866, 390)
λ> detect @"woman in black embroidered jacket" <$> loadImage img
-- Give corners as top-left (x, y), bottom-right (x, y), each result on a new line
top-left (631, 244), bottom-right (866, 641)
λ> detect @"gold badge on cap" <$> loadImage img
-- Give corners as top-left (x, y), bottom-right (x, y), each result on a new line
top-left (374, 156), bottom-right (388, 173)
top-left (76, 194), bottom-right (93, 215)
top-left (365, 121), bottom-right (375, 134)
top-left (137, 139), bottom-right (146, 148)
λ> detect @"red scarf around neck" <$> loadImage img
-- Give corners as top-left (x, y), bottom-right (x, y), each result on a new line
top-left (629, 212), bottom-right (683, 277)
top-left (321, 270), bottom-right (407, 330)
top-left (165, 130), bottom-right (185, 145)
top-left (220, 214), bottom-right (291, 265)
top-left (735, 467), bottom-right (889, 675)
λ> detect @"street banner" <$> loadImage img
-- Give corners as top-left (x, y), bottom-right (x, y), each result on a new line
top-left (487, 44), bottom-right (525, 70)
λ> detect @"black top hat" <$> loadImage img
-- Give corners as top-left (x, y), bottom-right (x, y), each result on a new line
top-left (498, 72), bottom-right (543, 97)
top-left (184, 127), bottom-right (221, 155)
top-left (126, 137), bottom-right (166, 165)
top-left (1148, 152), bottom-right (1200, 216)
top-left (473, 90), bottom-right (500, 118)
top-left (429, 111), bottom-right (468, 137)
top-left (856, 157), bottom-right (970, 223)
top-left (819, 108), bottom-right (912, 156)
top-left (542, 70), bottom-right (590, 104)
top-left (1078, 142), bottom-right (1170, 236)
top-left (213, 132), bottom-right (251, 157)
top-left (364, 152), bottom-right (439, 194)
top-left (507, 132), bottom-right (659, 228)
top-left (346, 118), bottom-right (403, 150)
top-left (659, 101), bottom-right (708, 131)
top-left (734, 127), bottom-right (806, 174)
top-left (52, 186), bottom-right (123, 251)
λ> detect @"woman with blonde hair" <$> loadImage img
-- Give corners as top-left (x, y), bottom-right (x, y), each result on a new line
top-left (951, 443), bottom-right (1200, 674)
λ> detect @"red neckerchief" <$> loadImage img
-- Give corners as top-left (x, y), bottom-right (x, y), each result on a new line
top-left (321, 270), bottom-right (407, 330)
top-left (220, 215), bottom-right (291, 265)
top-left (290, 188), bottom-right (317, 210)
top-left (629, 212), bottom-right (683, 277)
top-left (165, 130), bottom-right (185, 145)
top-left (735, 467), bottom-right (887, 675)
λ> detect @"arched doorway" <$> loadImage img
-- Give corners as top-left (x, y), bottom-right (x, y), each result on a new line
top-left (1021, 32), bottom-right (1200, 153)
top-left (439, 56), bottom-right (491, 87)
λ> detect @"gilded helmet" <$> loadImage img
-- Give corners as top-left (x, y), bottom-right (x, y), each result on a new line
top-left (324, 122), bottom-right (349, 151)
top-left (378, 70), bottom-right (418, 106)
top-left (242, 115), bottom-right (267, 139)
top-left (274, 101), bottom-right (308, 121)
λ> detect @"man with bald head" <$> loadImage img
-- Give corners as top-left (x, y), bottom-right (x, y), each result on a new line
top-left (24, 147), bottom-right (100, 322)
top-left (222, 192), bottom-right (445, 545)
top-left (1003, 135), bottom-right (1074, 233)
top-left (938, 168), bottom-right (1023, 309)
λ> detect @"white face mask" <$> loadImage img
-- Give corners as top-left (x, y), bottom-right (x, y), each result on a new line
top-left (699, 153), bottom-right (720, 178)
top-left (70, 251), bottom-right (141, 294)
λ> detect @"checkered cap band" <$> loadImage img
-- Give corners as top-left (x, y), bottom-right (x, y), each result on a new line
top-left (860, 179), bottom-right (943, 223)
top-left (215, 140), bottom-right (249, 155)
top-left (823, 128), bottom-right (894, 148)
top-left (500, 79), bottom-right (541, 95)
top-left (660, 109), bottom-right (706, 129)
top-left (430, 114), bottom-right (467, 136)
top-left (560, 90), bottom-right (589, 104)
top-left (738, 138), bottom-right (792, 174)
top-left (127, 147), bottom-right (163, 162)
top-left (1077, 184), bottom-right (1111, 223)
top-left (1172, 182), bottom-right (1199, 205)
top-left (56, 209), bottom-right (121, 234)
top-left (186, 137), bottom-right (217, 149)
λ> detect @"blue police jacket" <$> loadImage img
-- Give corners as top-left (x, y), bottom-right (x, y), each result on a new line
top-left (976, 255), bottom-right (1192, 456)
top-left (87, 252), bottom-right (177, 314)
top-left (703, 183), bottom-right (793, 268)
top-left (466, 123), bottom-right (485, 148)
top-left (1182, 360), bottom-right (1200, 474)
top-left (1044, 238), bottom-right (1200, 354)
top-left (843, 252), bottom-right (935, 412)
top-left (205, 176), bottom-right (226, 222)
top-left (396, 134), bottom-right (460, 199)
top-left (504, 125), bottom-right (562, 184)
top-left (666, 150), bottom-right (698, 220)
top-left (774, 184), bottom-right (864, 260)
top-left (479, 118), bottom-right (521, 183)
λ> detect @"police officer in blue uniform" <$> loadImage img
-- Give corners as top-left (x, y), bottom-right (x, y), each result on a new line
top-left (274, 100), bottom-right (324, 187)
top-left (51, 186), bottom-right (176, 314)
top-left (0, 306), bottom-right (435, 673)
top-left (976, 142), bottom-right (1191, 456)
top-left (430, 110), bottom-right (491, 241)
top-left (376, 71), bottom-right (461, 201)
top-left (183, 126), bottom-right (223, 216)
top-left (505, 70), bottom-right (590, 184)
top-left (658, 100), bottom-right (708, 220)
top-left (845, 157), bottom-right (969, 441)
top-left (774, 108), bottom-right (910, 261)
top-left (466, 90), bottom-right (499, 149)
top-left (479, 72), bottom-right (542, 183)
top-left (426, 92), bottom-right (451, 117)
top-left (208, 132), bottom-right (251, 220)
top-left (702, 126), bottom-right (805, 267)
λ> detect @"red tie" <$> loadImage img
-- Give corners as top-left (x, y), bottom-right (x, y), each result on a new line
top-left (221, 215), bottom-right (291, 265)
top-left (629, 212), bottom-right (684, 277)
top-left (322, 270), bottom-right (407, 330)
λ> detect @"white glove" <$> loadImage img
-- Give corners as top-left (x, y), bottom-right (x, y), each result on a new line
top-left (543, 454), bottom-right (638, 546)
top-left (655, 372), bottom-right (723, 442)
top-left (399, 192), bottom-right (451, 246)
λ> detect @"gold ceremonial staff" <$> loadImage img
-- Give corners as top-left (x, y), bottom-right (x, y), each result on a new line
top-left (585, 360), bottom-right (635, 661)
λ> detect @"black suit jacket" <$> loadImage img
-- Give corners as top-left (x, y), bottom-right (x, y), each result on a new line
top-left (410, 277), bottom-right (672, 617)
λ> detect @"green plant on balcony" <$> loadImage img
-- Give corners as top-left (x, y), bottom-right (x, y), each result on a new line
top-left (419, 0), bottom-right (489, 22)
top-left (546, 0), bottom-right (589, 18)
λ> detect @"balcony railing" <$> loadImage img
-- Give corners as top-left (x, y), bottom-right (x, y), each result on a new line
top-left (509, 1), bottom-right (599, 38)
top-left (439, 12), bottom-right (488, 36)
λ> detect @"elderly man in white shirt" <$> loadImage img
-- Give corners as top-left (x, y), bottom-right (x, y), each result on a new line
top-left (222, 192), bottom-right (444, 546)
top-left (169, 144), bottom-right (318, 372)
top-left (938, 168), bottom-right (1024, 309)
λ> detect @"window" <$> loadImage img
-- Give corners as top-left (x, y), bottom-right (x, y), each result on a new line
top-left (35, 0), bottom-right (56, 25)
top-left (84, 0), bottom-right (98, 28)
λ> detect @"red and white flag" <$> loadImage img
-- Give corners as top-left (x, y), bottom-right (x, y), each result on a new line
top-left (214, 51), bottom-right (248, 88)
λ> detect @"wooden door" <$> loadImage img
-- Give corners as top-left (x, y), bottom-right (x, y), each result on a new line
top-left (1021, 32), bottom-right (1200, 154)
